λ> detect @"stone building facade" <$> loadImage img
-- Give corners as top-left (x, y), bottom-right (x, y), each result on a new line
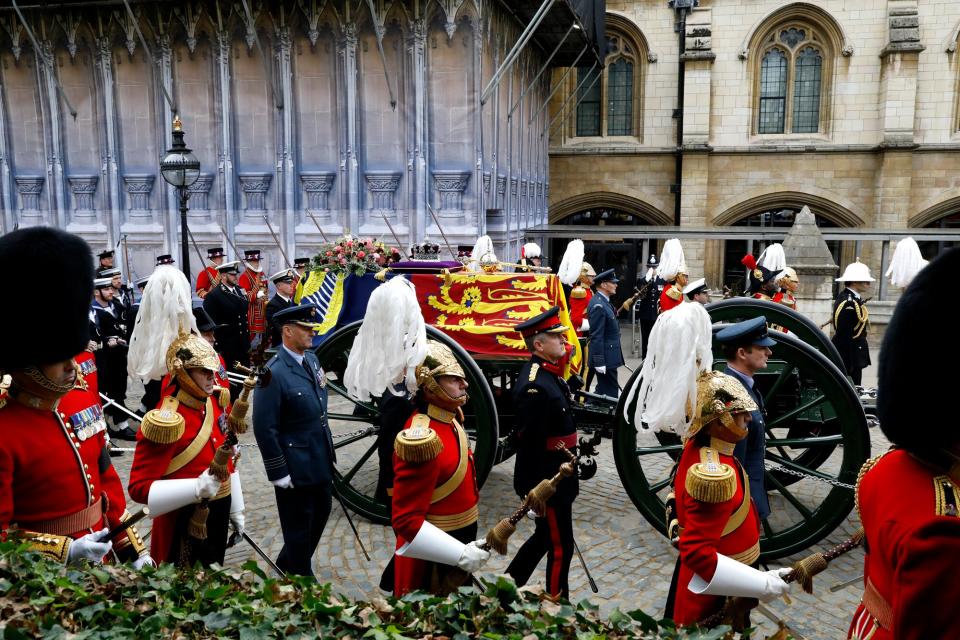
top-left (547, 0), bottom-right (960, 294)
top-left (0, 1), bottom-right (599, 281)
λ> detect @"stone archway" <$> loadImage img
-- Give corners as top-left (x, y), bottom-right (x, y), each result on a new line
top-left (549, 191), bottom-right (671, 225)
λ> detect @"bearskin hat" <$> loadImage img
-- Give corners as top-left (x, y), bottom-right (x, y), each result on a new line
top-left (877, 247), bottom-right (960, 455)
top-left (0, 227), bottom-right (93, 370)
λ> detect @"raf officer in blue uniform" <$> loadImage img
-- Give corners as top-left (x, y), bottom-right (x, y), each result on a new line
top-left (253, 303), bottom-right (336, 576)
top-left (586, 269), bottom-right (625, 398)
top-left (715, 317), bottom-right (775, 520)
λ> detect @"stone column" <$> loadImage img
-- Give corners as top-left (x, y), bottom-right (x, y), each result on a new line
top-left (338, 24), bottom-right (360, 234)
top-left (68, 175), bottom-right (99, 224)
top-left (301, 171), bottom-right (336, 222)
top-left (37, 41), bottom-right (66, 228)
top-left (214, 29), bottom-right (238, 258)
top-left (15, 176), bottom-right (45, 225)
top-left (407, 17), bottom-right (428, 243)
top-left (782, 206), bottom-right (839, 329)
top-left (0, 69), bottom-right (13, 232)
top-left (93, 36), bottom-right (122, 247)
top-left (274, 25), bottom-right (296, 257)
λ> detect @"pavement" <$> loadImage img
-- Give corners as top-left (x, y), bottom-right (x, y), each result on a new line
top-left (108, 333), bottom-right (884, 640)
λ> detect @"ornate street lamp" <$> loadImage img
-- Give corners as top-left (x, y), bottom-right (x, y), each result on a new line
top-left (159, 115), bottom-right (201, 276)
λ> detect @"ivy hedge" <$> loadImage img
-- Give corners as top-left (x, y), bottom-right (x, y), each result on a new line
top-left (0, 542), bottom-right (731, 639)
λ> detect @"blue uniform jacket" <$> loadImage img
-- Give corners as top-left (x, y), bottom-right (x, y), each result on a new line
top-left (725, 365), bottom-right (770, 519)
top-left (586, 293), bottom-right (625, 369)
top-left (253, 346), bottom-right (336, 486)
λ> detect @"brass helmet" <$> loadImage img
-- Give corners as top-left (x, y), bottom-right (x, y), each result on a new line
top-left (415, 340), bottom-right (467, 408)
top-left (689, 370), bottom-right (758, 439)
top-left (777, 267), bottom-right (800, 290)
top-left (165, 332), bottom-right (220, 399)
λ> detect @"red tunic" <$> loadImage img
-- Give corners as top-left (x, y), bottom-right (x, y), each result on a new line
top-left (196, 266), bottom-right (220, 298)
top-left (672, 438), bottom-right (761, 626)
top-left (0, 371), bottom-right (133, 560)
top-left (659, 284), bottom-right (684, 314)
top-left (569, 287), bottom-right (593, 336)
top-left (391, 407), bottom-right (480, 595)
top-left (127, 392), bottom-right (232, 562)
top-left (238, 268), bottom-right (267, 337)
top-left (848, 450), bottom-right (960, 640)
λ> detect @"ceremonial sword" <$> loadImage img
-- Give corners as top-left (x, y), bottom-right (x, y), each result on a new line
top-left (228, 530), bottom-right (286, 578)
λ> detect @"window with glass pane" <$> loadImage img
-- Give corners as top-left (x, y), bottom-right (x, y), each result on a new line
top-left (576, 66), bottom-right (602, 136)
top-left (607, 59), bottom-right (633, 136)
top-left (759, 49), bottom-right (787, 133)
top-left (792, 47), bottom-right (822, 133)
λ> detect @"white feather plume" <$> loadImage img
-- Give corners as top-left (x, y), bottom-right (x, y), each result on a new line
top-left (885, 237), bottom-right (928, 288)
top-left (557, 239), bottom-right (585, 285)
top-left (623, 302), bottom-right (713, 439)
top-left (127, 266), bottom-right (197, 381)
top-left (656, 238), bottom-right (686, 281)
top-left (468, 235), bottom-right (494, 272)
top-left (343, 276), bottom-right (427, 401)
top-left (758, 243), bottom-right (786, 271)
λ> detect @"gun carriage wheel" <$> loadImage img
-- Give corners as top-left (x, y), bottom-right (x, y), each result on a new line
top-left (614, 325), bottom-right (870, 561)
top-left (314, 321), bottom-right (499, 525)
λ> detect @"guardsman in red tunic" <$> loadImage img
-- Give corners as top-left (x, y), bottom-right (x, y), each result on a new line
top-left (0, 227), bottom-right (150, 567)
top-left (848, 248), bottom-right (960, 640)
top-left (237, 249), bottom-right (268, 347)
top-left (384, 341), bottom-right (490, 595)
top-left (666, 371), bottom-right (791, 629)
top-left (195, 247), bottom-right (225, 299)
top-left (657, 239), bottom-right (688, 314)
top-left (127, 332), bottom-right (243, 566)
top-left (568, 262), bottom-right (595, 336)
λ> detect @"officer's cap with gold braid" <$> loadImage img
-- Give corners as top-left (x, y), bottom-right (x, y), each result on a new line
top-left (689, 370), bottom-right (758, 439)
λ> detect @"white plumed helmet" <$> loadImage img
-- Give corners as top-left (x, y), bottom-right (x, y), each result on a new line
top-left (885, 237), bottom-right (927, 288)
top-left (657, 238), bottom-right (687, 281)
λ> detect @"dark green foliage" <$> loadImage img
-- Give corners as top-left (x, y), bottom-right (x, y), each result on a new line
top-left (0, 542), bottom-right (728, 639)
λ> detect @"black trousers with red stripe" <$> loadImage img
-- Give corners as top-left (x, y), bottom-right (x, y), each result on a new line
top-left (505, 501), bottom-right (575, 599)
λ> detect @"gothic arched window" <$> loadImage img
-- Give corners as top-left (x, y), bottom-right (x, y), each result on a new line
top-left (574, 28), bottom-right (644, 139)
top-left (754, 25), bottom-right (829, 135)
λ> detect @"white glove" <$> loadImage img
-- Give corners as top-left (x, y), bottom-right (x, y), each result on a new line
top-left (758, 568), bottom-right (793, 602)
top-left (579, 318), bottom-right (590, 331)
top-left (689, 554), bottom-right (792, 603)
top-left (66, 528), bottom-right (113, 565)
top-left (271, 474), bottom-right (294, 489)
top-left (256, 289), bottom-right (266, 299)
top-left (196, 470), bottom-right (221, 500)
top-left (457, 540), bottom-right (491, 573)
top-left (595, 366), bottom-right (607, 374)
top-left (132, 555), bottom-right (156, 570)
top-left (230, 511), bottom-right (245, 537)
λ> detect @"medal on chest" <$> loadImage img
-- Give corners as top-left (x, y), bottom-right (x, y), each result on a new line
top-left (77, 358), bottom-right (97, 376)
top-left (68, 404), bottom-right (107, 441)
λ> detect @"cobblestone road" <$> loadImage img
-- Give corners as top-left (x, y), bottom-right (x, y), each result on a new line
top-left (110, 344), bottom-right (882, 639)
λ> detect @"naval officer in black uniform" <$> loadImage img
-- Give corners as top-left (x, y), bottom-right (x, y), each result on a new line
top-left (505, 306), bottom-right (579, 599)
top-left (832, 260), bottom-right (874, 386)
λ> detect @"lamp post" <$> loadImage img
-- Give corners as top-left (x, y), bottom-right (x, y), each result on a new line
top-left (159, 115), bottom-right (201, 276)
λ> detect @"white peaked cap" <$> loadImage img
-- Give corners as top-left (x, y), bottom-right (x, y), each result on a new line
top-left (885, 237), bottom-right (928, 288)
top-left (657, 238), bottom-right (687, 281)
top-left (557, 239), bottom-right (585, 285)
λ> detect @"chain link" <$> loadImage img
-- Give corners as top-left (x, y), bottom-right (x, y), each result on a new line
top-left (332, 427), bottom-right (375, 441)
top-left (765, 463), bottom-right (856, 490)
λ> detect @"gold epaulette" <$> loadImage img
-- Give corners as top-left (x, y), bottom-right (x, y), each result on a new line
top-left (686, 447), bottom-right (737, 503)
top-left (666, 284), bottom-right (683, 301)
top-left (394, 414), bottom-right (443, 463)
top-left (528, 363), bottom-right (540, 382)
top-left (570, 285), bottom-right (587, 299)
top-left (933, 475), bottom-right (960, 518)
top-left (141, 396), bottom-right (186, 444)
top-left (214, 385), bottom-right (231, 410)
